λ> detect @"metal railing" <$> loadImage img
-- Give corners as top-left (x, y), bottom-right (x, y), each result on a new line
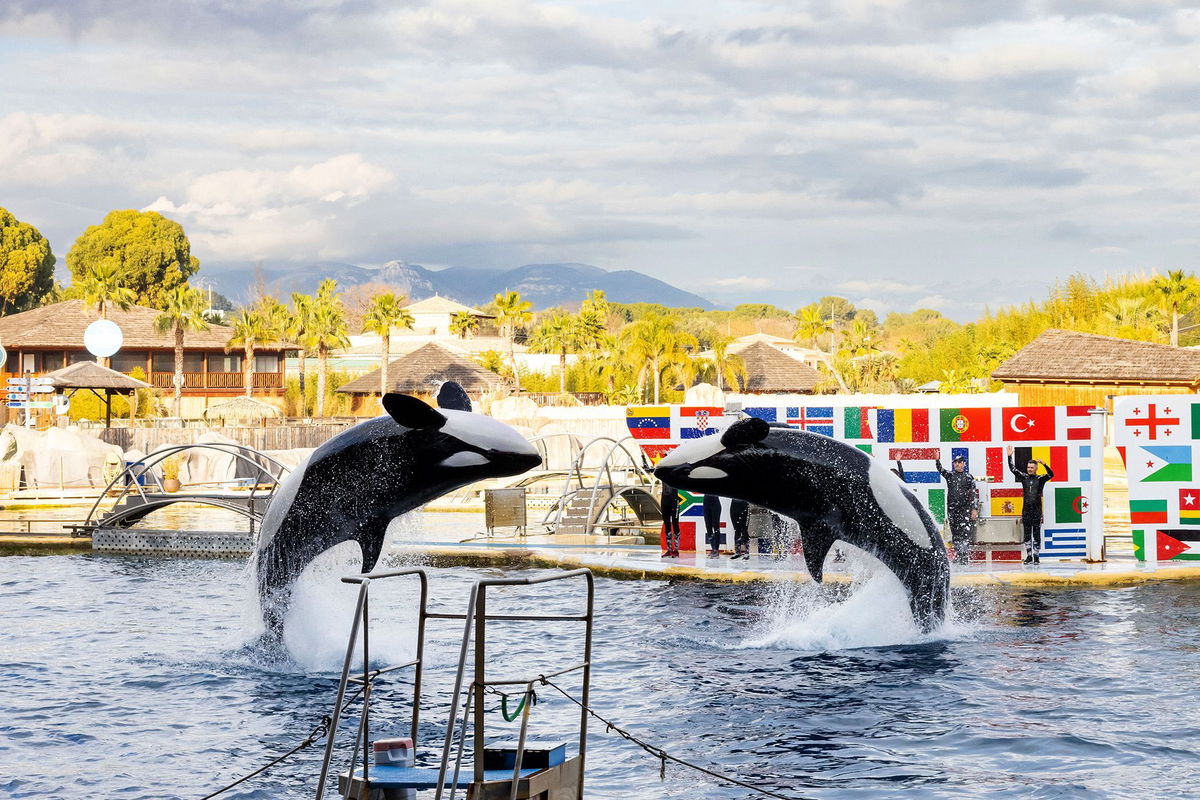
top-left (544, 435), bottom-right (656, 533)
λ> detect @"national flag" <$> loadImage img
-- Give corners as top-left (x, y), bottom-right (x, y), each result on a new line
top-left (1077, 445), bottom-right (1092, 483)
top-left (1129, 445), bottom-right (1193, 483)
top-left (1130, 499), bottom-right (1168, 524)
top-left (744, 407), bottom-right (777, 423)
top-left (856, 444), bottom-right (873, 455)
top-left (927, 488), bottom-right (946, 525)
top-left (678, 407), bottom-right (722, 439)
top-left (1132, 529), bottom-right (1199, 561)
top-left (1001, 407), bottom-right (1057, 441)
top-left (787, 406), bottom-right (834, 437)
top-left (1065, 406), bottom-right (1093, 441)
top-left (1121, 401), bottom-right (1183, 442)
top-left (990, 488), bottom-right (1023, 516)
top-left (843, 407), bottom-right (873, 440)
top-left (1054, 487), bottom-right (1085, 523)
top-left (639, 444), bottom-right (675, 464)
top-left (627, 406), bottom-right (671, 440)
top-left (1192, 402), bottom-right (1200, 439)
top-left (1179, 488), bottom-right (1200, 524)
top-left (677, 489), bottom-right (705, 516)
top-left (662, 520), bottom-right (698, 552)
top-left (876, 408), bottom-right (930, 443)
top-left (888, 446), bottom-right (941, 483)
top-left (939, 408), bottom-right (992, 442)
top-left (1011, 445), bottom-right (1069, 483)
top-left (1043, 527), bottom-right (1087, 558)
top-left (985, 447), bottom-right (1005, 482)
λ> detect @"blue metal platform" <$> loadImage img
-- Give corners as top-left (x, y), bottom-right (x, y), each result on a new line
top-left (343, 765), bottom-right (541, 789)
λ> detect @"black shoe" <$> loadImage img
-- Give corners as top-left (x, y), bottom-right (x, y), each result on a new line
top-left (1023, 556), bottom-right (1033, 564)
top-left (1033, 556), bottom-right (1040, 564)
top-left (707, 551), bottom-right (719, 558)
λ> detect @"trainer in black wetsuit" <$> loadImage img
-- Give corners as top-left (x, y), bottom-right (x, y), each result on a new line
top-left (1007, 448), bottom-right (1054, 564)
top-left (703, 494), bottom-right (722, 557)
top-left (936, 456), bottom-right (980, 566)
top-left (730, 499), bottom-right (750, 559)
top-left (660, 482), bottom-right (681, 558)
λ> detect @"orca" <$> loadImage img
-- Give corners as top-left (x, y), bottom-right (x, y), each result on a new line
top-left (653, 417), bottom-right (950, 632)
top-left (254, 383), bottom-right (541, 636)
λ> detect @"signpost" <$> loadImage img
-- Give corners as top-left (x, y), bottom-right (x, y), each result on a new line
top-left (6, 376), bottom-right (58, 421)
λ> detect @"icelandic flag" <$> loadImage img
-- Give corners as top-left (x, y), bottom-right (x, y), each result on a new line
top-left (787, 406), bottom-right (834, 436)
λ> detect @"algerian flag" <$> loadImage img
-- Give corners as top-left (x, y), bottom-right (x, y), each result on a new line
top-left (1126, 446), bottom-right (1193, 483)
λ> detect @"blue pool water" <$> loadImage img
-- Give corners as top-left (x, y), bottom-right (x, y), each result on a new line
top-left (2, 550), bottom-right (1200, 799)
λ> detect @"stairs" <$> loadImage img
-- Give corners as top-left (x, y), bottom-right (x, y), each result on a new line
top-left (554, 488), bottom-right (612, 536)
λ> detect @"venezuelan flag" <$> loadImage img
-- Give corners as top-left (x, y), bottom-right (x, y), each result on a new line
top-left (626, 406), bottom-right (671, 440)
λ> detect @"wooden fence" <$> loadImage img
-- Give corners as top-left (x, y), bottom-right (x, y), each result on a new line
top-left (97, 423), bottom-right (353, 453)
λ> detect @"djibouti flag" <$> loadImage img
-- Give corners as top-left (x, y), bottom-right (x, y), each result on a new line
top-left (1128, 446), bottom-right (1192, 483)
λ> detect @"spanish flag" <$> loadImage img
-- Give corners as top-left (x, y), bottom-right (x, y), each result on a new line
top-left (990, 488), bottom-right (1023, 517)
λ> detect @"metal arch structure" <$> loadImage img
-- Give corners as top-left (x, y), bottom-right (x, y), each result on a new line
top-left (82, 442), bottom-right (293, 533)
top-left (544, 435), bottom-right (660, 535)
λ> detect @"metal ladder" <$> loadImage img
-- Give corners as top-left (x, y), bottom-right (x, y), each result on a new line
top-left (314, 567), bottom-right (595, 800)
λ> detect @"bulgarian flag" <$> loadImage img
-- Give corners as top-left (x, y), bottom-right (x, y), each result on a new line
top-left (939, 408), bottom-right (992, 442)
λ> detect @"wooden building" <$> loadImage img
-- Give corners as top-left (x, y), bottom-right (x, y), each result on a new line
top-left (0, 300), bottom-right (290, 413)
top-left (337, 342), bottom-right (503, 413)
top-left (991, 328), bottom-right (1200, 409)
top-left (738, 341), bottom-right (821, 394)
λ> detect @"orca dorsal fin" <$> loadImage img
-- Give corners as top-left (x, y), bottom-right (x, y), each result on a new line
top-left (382, 393), bottom-right (447, 430)
top-left (721, 417), bottom-right (769, 447)
top-left (801, 518), bottom-right (840, 583)
top-left (436, 381), bottom-right (472, 412)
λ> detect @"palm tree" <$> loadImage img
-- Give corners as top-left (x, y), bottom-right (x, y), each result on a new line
top-left (287, 293), bottom-right (316, 414)
top-left (493, 290), bottom-right (533, 391)
top-left (793, 304), bottom-right (847, 391)
top-left (77, 258), bottom-right (138, 320)
top-left (226, 307), bottom-right (276, 397)
top-left (528, 313), bottom-right (586, 394)
top-left (1154, 270), bottom-right (1197, 346)
top-left (362, 292), bottom-right (414, 396)
top-left (310, 281), bottom-right (350, 417)
top-left (154, 285), bottom-right (210, 417)
top-left (620, 313), bottom-right (699, 403)
top-left (450, 310), bottom-right (479, 339)
top-left (708, 335), bottom-right (747, 391)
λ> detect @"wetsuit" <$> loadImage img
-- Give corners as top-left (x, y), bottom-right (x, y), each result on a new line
top-left (936, 459), bottom-right (979, 565)
top-left (660, 482), bottom-right (681, 556)
top-left (703, 494), bottom-right (722, 555)
top-left (730, 499), bottom-right (750, 558)
top-left (1008, 457), bottom-right (1053, 562)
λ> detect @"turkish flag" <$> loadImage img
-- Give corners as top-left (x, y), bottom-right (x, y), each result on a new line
top-left (1001, 407), bottom-right (1057, 441)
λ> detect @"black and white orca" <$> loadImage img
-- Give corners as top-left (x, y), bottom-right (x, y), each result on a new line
top-left (653, 416), bottom-right (950, 631)
top-left (254, 382), bottom-right (541, 636)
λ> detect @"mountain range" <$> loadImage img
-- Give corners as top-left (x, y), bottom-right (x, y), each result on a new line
top-left (203, 260), bottom-right (716, 310)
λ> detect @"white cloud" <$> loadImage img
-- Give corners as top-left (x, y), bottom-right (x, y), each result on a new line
top-left (713, 276), bottom-right (774, 289)
top-left (1090, 245), bottom-right (1130, 255)
top-left (837, 279), bottom-right (927, 294)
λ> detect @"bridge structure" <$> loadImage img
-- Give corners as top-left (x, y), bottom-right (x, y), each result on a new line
top-left (76, 442), bottom-right (293, 538)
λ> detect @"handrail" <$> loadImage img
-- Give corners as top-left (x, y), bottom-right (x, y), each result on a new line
top-left (314, 567), bottom-right (428, 800)
top-left (544, 435), bottom-right (656, 533)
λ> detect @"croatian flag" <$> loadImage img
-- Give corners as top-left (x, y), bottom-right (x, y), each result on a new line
top-left (787, 406), bottom-right (834, 436)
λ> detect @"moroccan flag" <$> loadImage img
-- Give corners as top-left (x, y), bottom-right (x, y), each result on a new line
top-left (1133, 529), bottom-right (1200, 561)
top-left (990, 488), bottom-right (1023, 517)
top-left (1001, 407), bottom-right (1056, 441)
top-left (1179, 488), bottom-right (1200, 524)
top-left (876, 408), bottom-right (930, 443)
top-left (1130, 499), bottom-right (1168, 524)
top-left (1012, 446), bottom-right (1068, 483)
top-left (1054, 487), bottom-right (1084, 523)
top-left (844, 407), bottom-right (872, 439)
top-left (939, 408), bottom-right (992, 442)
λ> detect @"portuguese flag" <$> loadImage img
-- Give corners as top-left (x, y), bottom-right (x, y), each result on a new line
top-left (939, 408), bottom-right (992, 442)
top-left (1055, 486), bottom-right (1084, 523)
top-left (1130, 499), bottom-right (1168, 524)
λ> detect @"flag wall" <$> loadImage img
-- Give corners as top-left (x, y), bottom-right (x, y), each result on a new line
top-left (1114, 395), bottom-right (1200, 561)
top-left (626, 403), bottom-right (1093, 558)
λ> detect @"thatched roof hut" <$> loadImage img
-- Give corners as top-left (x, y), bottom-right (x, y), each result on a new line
top-left (203, 396), bottom-right (282, 424)
top-left (738, 341), bottom-right (821, 394)
top-left (337, 342), bottom-right (503, 395)
top-left (45, 361), bottom-right (152, 391)
top-left (991, 328), bottom-right (1200, 408)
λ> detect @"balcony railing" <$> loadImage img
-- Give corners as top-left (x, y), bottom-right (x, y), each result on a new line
top-left (150, 371), bottom-right (283, 390)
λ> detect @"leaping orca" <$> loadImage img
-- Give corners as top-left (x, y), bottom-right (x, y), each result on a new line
top-left (254, 383), bottom-right (542, 637)
top-left (653, 416), bottom-right (950, 632)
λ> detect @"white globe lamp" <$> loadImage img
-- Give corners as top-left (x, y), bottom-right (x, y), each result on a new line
top-left (84, 320), bottom-right (123, 359)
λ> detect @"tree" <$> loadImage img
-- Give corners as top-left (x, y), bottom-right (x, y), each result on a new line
top-left (493, 290), bottom-right (533, 392)
top-left (450, 310), bottom-right (479, 339)
top-left (0, 208), bottom-right (56, 314)
top-left (310, 280), bottom-right (350, 417)
top-left (66, 209), bottom-right (199, 308)
top-left (707, 335), bottom-right (747, 391)
top-left (154, 285), bottom-right (210, 417)
top-left (1154, 270), bottom-right (1197, 346)
top-left (76, 258), bottom-right (137, 320)
top-left (528, 313), bottom-right (586, 394)
top-left (288, 293), bottom-right (315, 414)
top-left (793, 304), bottom-right (847, 391)
top-left (226, 306), bottom-right (276, 398)
top-left (362, 292), bottom-right (414, 396)
top-left (620, 313), bottom-right (699, 403)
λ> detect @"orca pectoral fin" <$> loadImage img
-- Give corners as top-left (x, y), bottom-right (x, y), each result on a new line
top-left (800, 520), bottom-right (839, 583)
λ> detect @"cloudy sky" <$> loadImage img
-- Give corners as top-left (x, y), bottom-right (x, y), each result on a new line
top-left (2, 1), bottom-right (1198, 319)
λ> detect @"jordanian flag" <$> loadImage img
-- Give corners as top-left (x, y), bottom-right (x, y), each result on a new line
top-left (1130, 499), bottom-right (1168, 524)
top-left (939, 408), bottom-right (992, 442)
top-left (1054, 486), bottom-right (1085, 523)
top-left (1133, 529), bottom-right (1200, 561)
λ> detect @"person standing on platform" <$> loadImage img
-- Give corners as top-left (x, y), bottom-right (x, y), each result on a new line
top-left (703, 494), bottom-right (722, 557)
top-left (730, 498), bottom-right (750, 559)
top-left (936, 455), bottom-right (979, 565)
top-left (1007, 446), bottom-right (1054, 564)
top-left (660, 482), bottom-right (681, 558)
